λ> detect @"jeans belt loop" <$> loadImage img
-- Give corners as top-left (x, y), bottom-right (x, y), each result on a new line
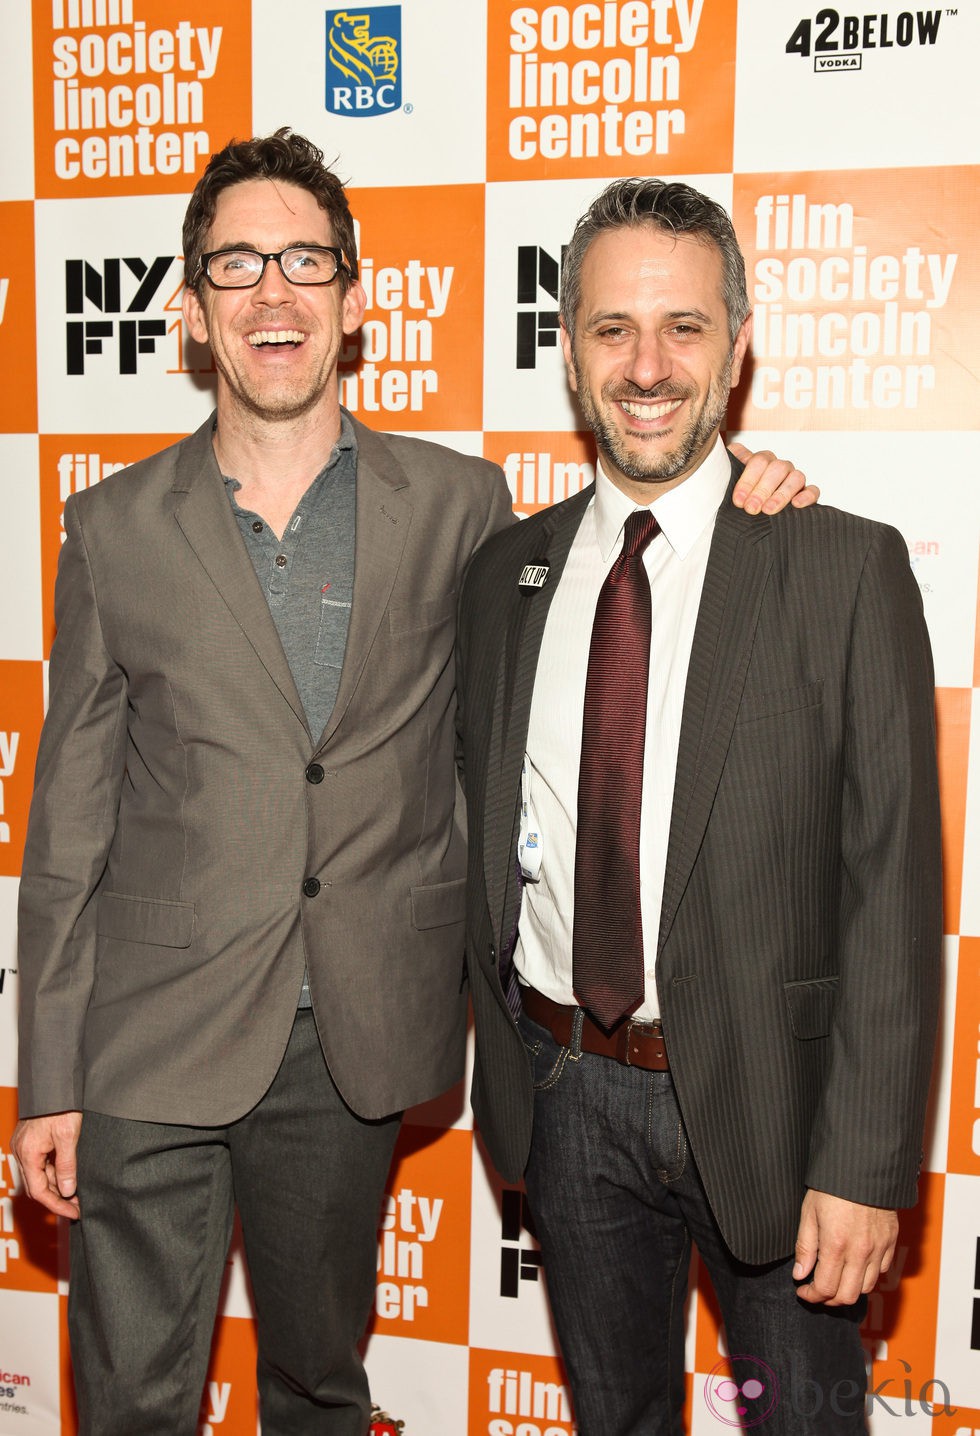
top-left (569, 1005), bottom-right (585, 1060)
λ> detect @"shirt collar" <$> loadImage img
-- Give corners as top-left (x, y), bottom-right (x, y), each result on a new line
top-left (593, 435), bottom-right (732, 562)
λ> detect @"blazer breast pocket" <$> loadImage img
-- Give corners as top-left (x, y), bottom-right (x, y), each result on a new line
top-left (736, 679), bottom-right (823, 726)
top-left (97, 891), bottom-right (195, 948)
top-left (388, 589), bottom-right (456, 637)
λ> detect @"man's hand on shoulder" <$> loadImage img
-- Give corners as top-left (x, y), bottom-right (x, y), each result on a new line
top-left (729, 441), bottom-right (820, 515)
top-left (793, 1188), bottom-right (898, 1306)
top-left (11, 1111), bottom-right (83, 1220)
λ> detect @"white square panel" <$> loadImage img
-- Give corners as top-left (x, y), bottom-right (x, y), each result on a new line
top-left (0, 5), bottom-right (35, 201)
top-left (730, 428), bottom-right (980, 691)
top-left (251, 2), bottom-right (487, 188)
top-left (35, 194), bottom-right (215, 434)
top-left (0, 437), bottom-right (41, 661)
top-left (0, 1289), bottom-right (61, 1432)
top-left (734, 1), bottom-right (980, 172)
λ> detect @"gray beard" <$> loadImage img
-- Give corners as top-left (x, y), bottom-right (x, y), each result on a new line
top-left (575, 360), bottom-right (733, 485)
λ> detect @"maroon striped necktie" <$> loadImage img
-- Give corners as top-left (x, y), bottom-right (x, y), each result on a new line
top-left (573, 508), bottom-right (661, 1030)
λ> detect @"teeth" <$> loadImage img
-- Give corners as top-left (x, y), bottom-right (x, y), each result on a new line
top-left (247, 330), bottom-right (304, 346)
top-left (621, 398), bottom-right (683, 420)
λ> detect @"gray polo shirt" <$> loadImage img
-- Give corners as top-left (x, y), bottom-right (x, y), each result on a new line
top-left (223, 412), bottom-right (357, 741)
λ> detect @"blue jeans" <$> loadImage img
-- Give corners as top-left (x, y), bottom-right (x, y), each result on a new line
top-left (519, 1010), bottom-right (868, 1436)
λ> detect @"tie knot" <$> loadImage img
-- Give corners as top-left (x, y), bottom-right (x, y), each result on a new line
top-left (622, 509), bottom-right (660, 560)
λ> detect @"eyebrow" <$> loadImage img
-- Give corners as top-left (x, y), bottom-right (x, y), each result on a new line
top-left (585, 307), bottom-right (716, 327)
top-left (210, 240), bottom-right (334, 252)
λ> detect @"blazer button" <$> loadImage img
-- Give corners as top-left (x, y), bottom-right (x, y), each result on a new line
top-left (306, 763), bottom-right (325, 784)
top-left (303, 877), bottom-right (321, 897)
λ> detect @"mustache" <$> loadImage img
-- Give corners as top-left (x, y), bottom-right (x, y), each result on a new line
top-left (604, 381), bottom-right (693, 403)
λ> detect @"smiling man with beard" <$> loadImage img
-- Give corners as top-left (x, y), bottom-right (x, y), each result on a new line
top-left (457, 179), bottom-right (942, 1435)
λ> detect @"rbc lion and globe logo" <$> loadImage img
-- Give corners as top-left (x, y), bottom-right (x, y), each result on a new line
top-left (325, 9), bottom-right (403, 116)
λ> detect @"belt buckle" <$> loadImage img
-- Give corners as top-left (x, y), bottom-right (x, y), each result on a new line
top-left (624, 1017), bottom-right (662, 1069)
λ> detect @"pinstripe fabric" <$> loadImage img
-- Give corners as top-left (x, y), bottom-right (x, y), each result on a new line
top-left (458, 456), bottom-right (942, 1265)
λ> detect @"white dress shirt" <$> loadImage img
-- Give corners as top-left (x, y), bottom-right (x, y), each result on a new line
top-left (514, 436), bottom-right (733, 1020)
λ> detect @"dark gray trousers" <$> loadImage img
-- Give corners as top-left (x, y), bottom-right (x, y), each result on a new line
top-left (68, 1010), bottom-right (400, 1435)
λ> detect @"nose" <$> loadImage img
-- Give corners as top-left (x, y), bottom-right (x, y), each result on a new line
top-left (624, 328), bottom-right (670, 392)
top-left (251, 254), bottom-right (295, 305)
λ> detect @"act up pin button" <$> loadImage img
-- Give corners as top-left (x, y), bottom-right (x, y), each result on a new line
top-left (519, 562), bottom-right (550, 590)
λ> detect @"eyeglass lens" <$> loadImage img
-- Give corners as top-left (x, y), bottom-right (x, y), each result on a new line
top-left (207, 248), bottom-right (341, 287)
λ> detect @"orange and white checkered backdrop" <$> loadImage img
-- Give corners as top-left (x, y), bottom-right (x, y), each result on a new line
top-left (1, 2), bottom-right (979, 1432)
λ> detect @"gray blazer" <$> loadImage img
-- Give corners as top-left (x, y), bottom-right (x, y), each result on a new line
top-left (457, 458), bottom-right (942, 1265)
top-left (18, 414), bottom-right (513, 1126)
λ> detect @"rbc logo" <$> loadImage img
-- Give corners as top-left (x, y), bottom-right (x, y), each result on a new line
top-left (325, 9), bottom-right (402, 116)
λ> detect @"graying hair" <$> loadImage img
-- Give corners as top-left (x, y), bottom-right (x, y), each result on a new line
top-left (560, 178), bottom-right (750, 344)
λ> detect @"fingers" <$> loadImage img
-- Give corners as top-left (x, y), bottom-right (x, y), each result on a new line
top-left (11, 1113), bottom-right (83, 1221)
top-left (796, 1244), bottom-right (880, 1306)
top-left (729, 443), bottom-right (820, 514)
top-left (796, 1244), bottom-right (858, 1306)
top-left (793, 1190), bottom-right (898, 1307)
top-left (792, 1197), bottom-right (818, 1284)
top-left (39, 1171), bottom-right (81, 1221)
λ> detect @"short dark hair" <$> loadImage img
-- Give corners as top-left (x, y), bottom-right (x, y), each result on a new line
top-left (182, 127), bottom-right (357, 292)
top-left (560, 178), bottom-right (749, 344)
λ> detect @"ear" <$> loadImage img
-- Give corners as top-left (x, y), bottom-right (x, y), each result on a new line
top-left (342, 279), bottom-right (367, 335)
top-left (729, 312), bottom-right (752, 388)
top-left (559, 320), bottom-right (578, 393)
top-left (182, 284), bottom-right (210, 346)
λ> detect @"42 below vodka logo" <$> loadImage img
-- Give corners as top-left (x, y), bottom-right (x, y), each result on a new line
top-left (325, 8), bottom-right (402, 115)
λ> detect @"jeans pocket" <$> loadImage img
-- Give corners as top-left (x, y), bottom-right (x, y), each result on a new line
top-left (657, 1120), bottom-right (689, 1183)
top-left (519, 1013), bottom-right (569, 1091)
top-left (646, 1080), bottom-right (689, 1183)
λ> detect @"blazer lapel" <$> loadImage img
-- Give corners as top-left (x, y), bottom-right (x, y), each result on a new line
top-left (658, 475), bottom-right (773, 951)
top-left (315, 420), bottom-right (410, 750)
top-left (171, 419), bottom-right (309, 734)
top-left (484, 487), bottom-right (594, 949)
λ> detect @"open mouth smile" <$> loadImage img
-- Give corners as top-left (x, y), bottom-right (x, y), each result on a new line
top-left (619, 397), bottom-right (684, 421)
top-left (246, 330), bottom-right (306, 347)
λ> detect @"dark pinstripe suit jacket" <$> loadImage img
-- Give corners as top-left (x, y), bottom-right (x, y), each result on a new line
top-left (457, 458), bottom-right (942, 1264)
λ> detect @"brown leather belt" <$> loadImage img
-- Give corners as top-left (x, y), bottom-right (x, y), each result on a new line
top-left (521, 987), bottom-right (669, 1072)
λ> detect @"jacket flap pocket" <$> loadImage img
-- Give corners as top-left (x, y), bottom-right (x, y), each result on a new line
top-left (98, 892), bottom-right (195, 948)
top-left (411, 877), bottom-right (466, 930)
top-left (737, 679), bottom-right (823, 725)
top-left (783, 976), bottom-right (838, 1039)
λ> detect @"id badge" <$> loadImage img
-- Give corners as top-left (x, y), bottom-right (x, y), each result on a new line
top-left (518, 758), bottom-right (542, 881)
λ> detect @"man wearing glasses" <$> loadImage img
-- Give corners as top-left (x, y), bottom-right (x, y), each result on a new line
top-left (12, 130), bottom-right (812, 1433)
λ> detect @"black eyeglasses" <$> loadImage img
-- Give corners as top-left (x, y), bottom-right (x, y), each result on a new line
top-left (199, 246), bottom-right (351, 289)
